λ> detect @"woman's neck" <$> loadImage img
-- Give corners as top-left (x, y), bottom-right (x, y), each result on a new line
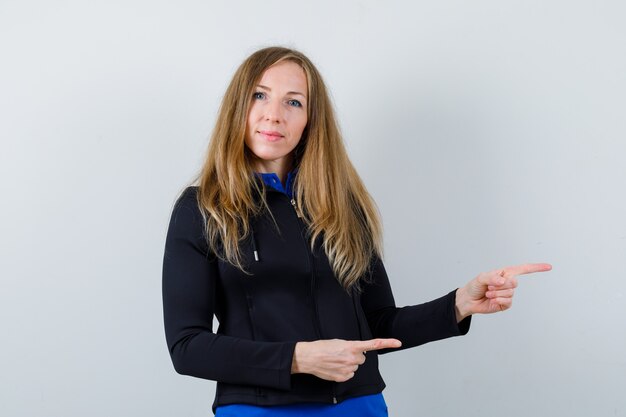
top-left (252, 155), bottom-right (294, 185)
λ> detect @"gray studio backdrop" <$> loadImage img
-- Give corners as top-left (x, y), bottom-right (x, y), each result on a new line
top-left (1, 1), bottom-right (624, 416)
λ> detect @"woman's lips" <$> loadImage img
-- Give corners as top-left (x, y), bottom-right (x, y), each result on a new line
top-left (258, 130), bottom-right (284, 141)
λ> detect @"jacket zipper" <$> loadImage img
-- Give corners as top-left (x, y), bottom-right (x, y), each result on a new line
top-left (288, 197), bottom-right (322, 337)
top-left (289, 196), bottom-right (336, 404)
top-left (290, 198), bottom-right (303, 218)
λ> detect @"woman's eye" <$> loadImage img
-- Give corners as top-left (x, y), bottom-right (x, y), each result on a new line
top-left (253, 91), bottom-right (265, 100)
top-left (288, 99), bottom-right (302, 107)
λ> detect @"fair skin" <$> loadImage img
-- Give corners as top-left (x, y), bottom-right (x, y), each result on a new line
top-left (244, 62), bottom-right (553, 384)
top-left (244, 60), bottom-right (308, 184)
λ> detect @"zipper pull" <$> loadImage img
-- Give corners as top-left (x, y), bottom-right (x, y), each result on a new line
top-left (290, 198), bottom-right (302, 218)
top-left (332, 396), bottom-right (337, 404)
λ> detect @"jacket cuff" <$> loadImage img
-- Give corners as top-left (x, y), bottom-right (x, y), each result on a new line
top-left (277, 341), bottom-right (298, 390)
top-left (450, 288), bottom-right (472, 336)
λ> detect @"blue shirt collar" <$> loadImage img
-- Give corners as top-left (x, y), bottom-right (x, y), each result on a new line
top-left (256, 170), bottom-right (297, 199)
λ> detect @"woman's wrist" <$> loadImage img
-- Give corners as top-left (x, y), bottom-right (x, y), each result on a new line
top-left (291, 342), bottom-right (308, 374)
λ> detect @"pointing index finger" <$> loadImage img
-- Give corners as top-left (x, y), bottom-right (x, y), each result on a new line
top-left (353, 338), bottom-right (402, 352)
top-left (501, 263), bottom-right (552, 277)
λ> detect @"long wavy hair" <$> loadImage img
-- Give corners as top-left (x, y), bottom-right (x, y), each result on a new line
top-left (190, 46), bottom-right (382, 291)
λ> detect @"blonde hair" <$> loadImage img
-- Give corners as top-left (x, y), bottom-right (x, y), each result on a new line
top-left (191, 46), bottom-right (382, 291)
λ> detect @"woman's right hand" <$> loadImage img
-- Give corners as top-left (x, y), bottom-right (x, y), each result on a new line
top-left (291, 338), bottom-right (402, 382)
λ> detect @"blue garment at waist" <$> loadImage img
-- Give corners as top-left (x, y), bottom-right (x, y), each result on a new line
top-left (215, 393), bottom-right (387, 417)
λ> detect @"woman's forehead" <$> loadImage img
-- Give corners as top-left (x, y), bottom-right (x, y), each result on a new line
top-left (258, 61), bottom-right (308, 97)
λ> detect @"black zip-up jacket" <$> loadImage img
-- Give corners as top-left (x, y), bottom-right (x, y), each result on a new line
top-left (162, 186), bottom-right (471, 413)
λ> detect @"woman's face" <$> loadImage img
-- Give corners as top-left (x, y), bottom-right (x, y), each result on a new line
top-left (245, 60), bottom-right (308, 174)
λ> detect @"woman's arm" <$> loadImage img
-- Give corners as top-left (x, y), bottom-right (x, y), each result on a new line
top-left (288, 257), bottom-right (469, 379)
top-left (289, 259), bottom-right (552, 380)
top-left (359, 258), bottom-right (552, 354)
top-left (162, 188), bottom-right (296, 390)
top-left (359, 257), bottom-right (472, 354)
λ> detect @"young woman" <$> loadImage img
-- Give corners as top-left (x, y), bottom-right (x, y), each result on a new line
top-left (162, 46), bottom-right (552, 416)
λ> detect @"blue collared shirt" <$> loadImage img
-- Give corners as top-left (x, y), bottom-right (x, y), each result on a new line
top-left (257, 171), bottom-right (297, 199)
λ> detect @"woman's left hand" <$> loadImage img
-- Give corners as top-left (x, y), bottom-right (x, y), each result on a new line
top-left (455, 263), bottom-right (552, 321)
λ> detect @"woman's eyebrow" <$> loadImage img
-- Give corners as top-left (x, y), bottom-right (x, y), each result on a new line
top-left (257, 84), bottom-right (306, 98)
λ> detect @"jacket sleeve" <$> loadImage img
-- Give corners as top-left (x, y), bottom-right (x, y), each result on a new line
top-left (359, 256), bottom-right (471, 354)
top-left (162, 187), bottom-right (296, 390)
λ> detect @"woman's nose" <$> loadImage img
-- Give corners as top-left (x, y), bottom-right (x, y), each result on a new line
top-left (264, 100), bottom-right (283, 122)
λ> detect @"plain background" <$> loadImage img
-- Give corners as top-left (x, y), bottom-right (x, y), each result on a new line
top-left (1, 1), bottom-right (625, 416)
